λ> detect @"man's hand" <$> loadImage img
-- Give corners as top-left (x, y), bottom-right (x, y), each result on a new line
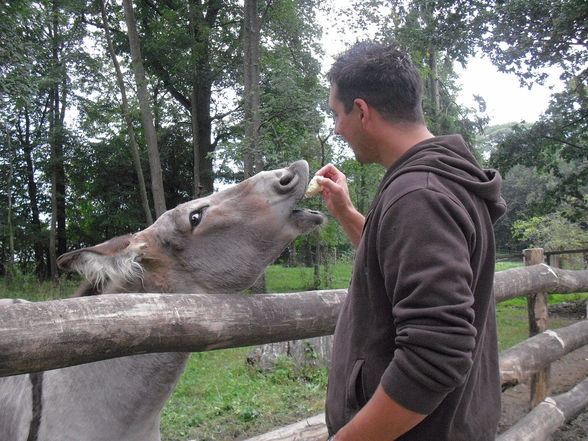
top-left (332, 386), bottom-right (427, 441)
top-left (314, 164), bottom-right (365, 247)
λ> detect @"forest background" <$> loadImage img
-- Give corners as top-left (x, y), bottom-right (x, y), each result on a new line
top-left (1, 0), bottom-right (586, 282)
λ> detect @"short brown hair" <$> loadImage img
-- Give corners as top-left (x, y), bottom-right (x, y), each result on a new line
top-left (327, 41), bottom-right (425, 124)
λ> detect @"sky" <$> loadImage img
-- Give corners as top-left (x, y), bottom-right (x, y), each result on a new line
top-left (455, 57), bottom-right (562, 125)
top-left (318, 5), bottom-right (562, 127)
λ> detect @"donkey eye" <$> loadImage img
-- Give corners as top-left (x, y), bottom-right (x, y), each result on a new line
top-left (189, 208), bottom-right (205, 230)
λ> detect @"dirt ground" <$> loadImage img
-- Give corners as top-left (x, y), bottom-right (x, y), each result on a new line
top-left (498, 301), bottom-right (588, 440)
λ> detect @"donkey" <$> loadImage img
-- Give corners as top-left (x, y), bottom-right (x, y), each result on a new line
top-left (0, 160), bottom-right (325, 441)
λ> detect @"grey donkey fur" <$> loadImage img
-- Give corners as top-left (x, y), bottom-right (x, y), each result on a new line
top-left (0, 161), bottom-right (325, 441)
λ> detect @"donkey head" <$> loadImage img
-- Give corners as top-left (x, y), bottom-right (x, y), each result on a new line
top-left (57, 160), bottom-right (325, 294)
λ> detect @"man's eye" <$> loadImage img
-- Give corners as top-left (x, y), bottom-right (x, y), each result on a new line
top-left (190, 208), bottom-right (205, 230)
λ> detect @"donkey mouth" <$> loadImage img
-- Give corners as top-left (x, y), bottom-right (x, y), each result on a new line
top-left (290, 208), bottom-right (326, 232)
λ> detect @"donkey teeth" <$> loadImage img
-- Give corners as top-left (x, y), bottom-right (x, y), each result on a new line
top-left (304, 176), bottom-right (323, 198)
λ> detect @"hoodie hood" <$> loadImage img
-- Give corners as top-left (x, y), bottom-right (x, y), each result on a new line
top-left (378, 135), bottom-right (507, 223)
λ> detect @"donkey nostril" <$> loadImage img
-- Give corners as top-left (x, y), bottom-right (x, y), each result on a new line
top-left (279, 172), bottom-right (295, 186)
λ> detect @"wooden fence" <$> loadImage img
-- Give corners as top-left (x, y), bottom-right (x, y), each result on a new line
top-left (0, 250), bottom-right (587, 440)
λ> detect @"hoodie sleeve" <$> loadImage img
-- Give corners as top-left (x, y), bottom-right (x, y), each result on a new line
top-left (377, 187), bottom-right (478, 415)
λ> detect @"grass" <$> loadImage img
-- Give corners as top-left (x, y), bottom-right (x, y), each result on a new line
top-left (265, 261), bottom-right (352, 293)
top-left (1, 260), bottom-right (586, 440)
top-left (161, 350), bottom-right (327, 441)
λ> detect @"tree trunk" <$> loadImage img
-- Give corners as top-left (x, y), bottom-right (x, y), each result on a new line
top-left (22, 107), bottom-right (46, 277)
top-left (196, 83), bottom-right (215, 195)
top-left (243, 0), bottom-right (262, 178)
top-left (188, 3), bottom-right (203, 197)
top-left (122, 0), bottom-right (166, 218)
top-left (99, 0), bottom-right (153, 225)
top-left (48, 2), bottom-right (67, 278)
top-left (428, 51), bottom-right (440, 121)
top-left (4, 125), bottom-right (15, 277)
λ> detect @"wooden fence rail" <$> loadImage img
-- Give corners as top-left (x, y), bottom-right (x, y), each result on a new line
top-left (499, 320), bottom-right (588, 390)
top-left (1, 264), bottom-right (587, 377)
top-left (496, 377), bottom-right (588, 441)
top-left (0, 290), bottom-right (346, 377)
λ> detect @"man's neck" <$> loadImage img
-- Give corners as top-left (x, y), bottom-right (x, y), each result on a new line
top-left (376, 123), bottom-right (434, 168)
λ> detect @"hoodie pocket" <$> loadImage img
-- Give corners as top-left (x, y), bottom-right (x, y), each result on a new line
top-left (345, 359), bottom-right (366, 419)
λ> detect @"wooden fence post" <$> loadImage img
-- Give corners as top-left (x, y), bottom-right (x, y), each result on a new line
top-left (523, 248), bottom-right (550, 408)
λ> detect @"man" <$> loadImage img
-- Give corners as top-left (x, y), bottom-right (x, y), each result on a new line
top-left (313, 41), bottom-right (507, 440)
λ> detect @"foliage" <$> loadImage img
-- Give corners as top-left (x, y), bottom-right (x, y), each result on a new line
top-left (1, 0), bottom-right (586, 279)
top-left (481, 0), bottom-right (587, 86)
top-left (493, 165), bottom-right (559, 250)
top-left (490, 84), bottom-right (587, 222)
top-left (483, 0), bottom-right (587, 225)
top-left (339, 0), bottom-right (489, 143)
top-left (513, 213), bottom-right (588, 252)
top-left (0, 0), bottom-right (329, 276)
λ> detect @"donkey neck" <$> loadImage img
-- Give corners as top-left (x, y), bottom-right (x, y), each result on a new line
top-left (42, 352), bottom-right (190, 438)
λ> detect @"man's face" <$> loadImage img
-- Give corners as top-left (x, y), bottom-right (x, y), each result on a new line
top-left (328, 85), bottom-right (374, 164)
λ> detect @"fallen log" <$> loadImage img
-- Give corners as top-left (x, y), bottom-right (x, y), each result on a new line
top-left (500, 320), bottom-right (588, 390)
top-left (0, 290), bottom-right (345, 377)
top-left (496, 376), bottom-right (588, 441)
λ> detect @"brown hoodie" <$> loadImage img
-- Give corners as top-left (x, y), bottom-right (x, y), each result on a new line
top-left (326, 135), bottom-right (507, 440)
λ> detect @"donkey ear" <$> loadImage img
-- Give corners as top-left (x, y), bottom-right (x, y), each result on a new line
top-left (57, 235), bottom-right (147, 287)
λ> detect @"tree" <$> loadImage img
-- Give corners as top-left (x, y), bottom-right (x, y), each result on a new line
top-left (242, 0), bottom-right (263, 178)
top-left (490, 83), bottom-right (587, 221)
top-left (98, 0), bottom-right (153, 225)
top-left (483, 0), bottom-right (587, 220)
top-left (133, 0), bottom-right (242, 196)
top-left (482, 0), bottom-right (587, 86)
top-left (0, 1), bottom-right (48, 277)
top-left (513, 214), bottom-right (588, 268)
top-left (122, 0), bottom-right (166, 218)
top-left (337, 0), bottom-right (489, 142)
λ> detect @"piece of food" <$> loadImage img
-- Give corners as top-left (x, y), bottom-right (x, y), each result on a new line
top-left (305, 176), bottom-right (323, 198)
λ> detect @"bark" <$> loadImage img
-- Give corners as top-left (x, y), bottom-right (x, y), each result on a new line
top-left (122, 0), bottom-right (166, 217)
top-left (188, 1), bottom-right (202, 197)
top-left (523, 248), bottom-right (549, 406)
top-left (2, 264), bottom-right (588, 376)
top-left (243, 0), bottom-right (262, 178)
top-left (48, 2), bottom-right (67, 278)
top-left (99, 0), bottom-right (153, 225)
top-left (493, 265), bottom-right (588, 303)
top-left (142, 0), bottom-right (220, 196)
top-left (243, 413), bottom-right (327, 441)
top-left (195, 82), bottom-right (215, 194)
top-left (499, 320), bottom-right (588, 390)
top-left (4, 126), bottom-right (15, 275)
top-left (0, 290), bottom-right (346, 376)
top-left (428, 51), bottom-right (440, 118)
top-left (496, 377), bottom-right (588, 441)
top-left (22, 108), bottom-right (46, 277)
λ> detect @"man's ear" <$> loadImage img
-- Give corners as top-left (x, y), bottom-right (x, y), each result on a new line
top-left (57, 235), bottom-right (147, 288)
top-left (353, 98), bottom-right (371, 125)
